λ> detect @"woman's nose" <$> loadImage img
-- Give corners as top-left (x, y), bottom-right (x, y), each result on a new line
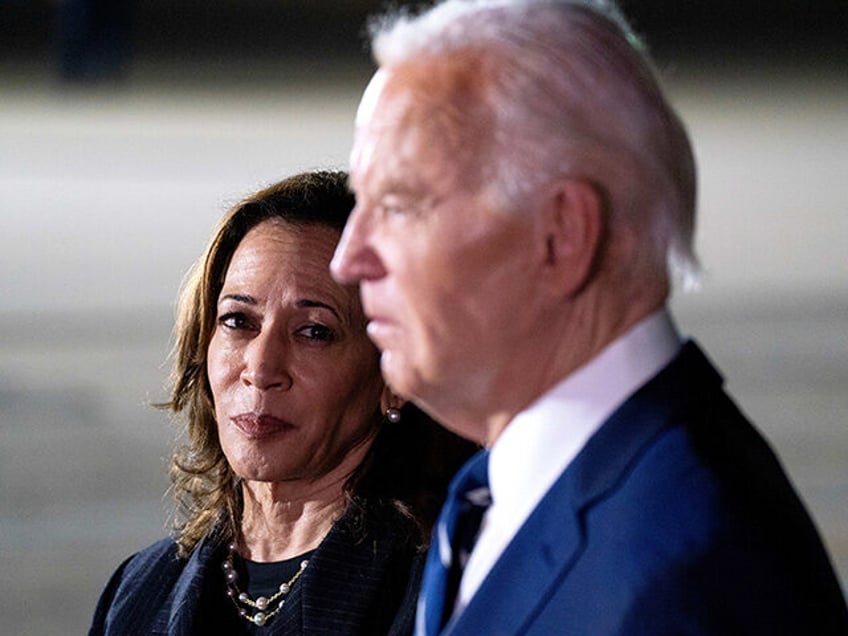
top-left (240, 331), bottom-right (292, 391)
top-left (331, 204), bottom-right (387, 284)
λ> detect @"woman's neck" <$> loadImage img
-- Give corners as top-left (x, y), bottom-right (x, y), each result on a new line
top-left (235, 425), bottom-right (378, 562)
top-left (238, 474), bottom-right (349, 562)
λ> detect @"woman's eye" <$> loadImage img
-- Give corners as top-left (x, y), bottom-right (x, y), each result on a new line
top-left (218, 312), bottom-right (251, 330)
top-left (298, 324), bottom-right (336, 342)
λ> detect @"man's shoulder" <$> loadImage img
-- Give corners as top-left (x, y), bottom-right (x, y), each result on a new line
top-left (539, 337), bottom-right (796, 547)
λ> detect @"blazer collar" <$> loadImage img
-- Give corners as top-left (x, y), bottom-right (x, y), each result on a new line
top-left (445, 341), bottom-right (722, 635)
top-left (300, 511), bottom-right (417, 635)
top-left (151, 505), bottom-right (417, 635)
top-left (565, 340), bottom-right (722, 507)
top-left (165, 535), bottom-right (221, 635)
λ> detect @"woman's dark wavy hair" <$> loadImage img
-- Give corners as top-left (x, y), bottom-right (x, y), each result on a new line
top-left (162, 170), bottom-right (476, 556)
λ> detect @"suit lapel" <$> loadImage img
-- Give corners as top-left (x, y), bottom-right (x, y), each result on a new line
top-left (300, 510), bottom-right (416, 635)
top-left (444, 473), bottom-right (584, 635)
top-left (165, 536), bottom-right (219, 635)
top-left (445, 342), bottom-right (722, 634)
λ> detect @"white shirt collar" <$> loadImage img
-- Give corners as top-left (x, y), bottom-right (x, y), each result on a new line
top-left (454, 308), bottom-right (682, 615)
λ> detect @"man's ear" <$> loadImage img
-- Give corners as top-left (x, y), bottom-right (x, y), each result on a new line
top-left (538, 178), bottom-right (604, 298)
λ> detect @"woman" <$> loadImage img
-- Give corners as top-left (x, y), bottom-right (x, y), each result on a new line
top-left (90, 170), bottom-right (475, 635)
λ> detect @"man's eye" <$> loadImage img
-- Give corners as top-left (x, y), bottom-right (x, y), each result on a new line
top-left (298, 324), bottom-right (336, 342)
top-left (380, 195), bottom-right (437, 218)
top-left (380, 197), bottom-right (415, 217)
top-left (383, 203), bottom-right (408, 216)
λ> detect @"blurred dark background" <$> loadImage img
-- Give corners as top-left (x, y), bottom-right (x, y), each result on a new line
top-left (2, 0), bottom-right (846, 79)
top-left (1, 2), bottom-right (846, 635)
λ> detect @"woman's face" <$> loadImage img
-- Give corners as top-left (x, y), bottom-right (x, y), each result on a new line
top-left (207, 219), bottom-right (385, 486)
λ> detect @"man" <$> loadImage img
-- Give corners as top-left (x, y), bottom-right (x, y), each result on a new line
top-left (331, 1), bottom-right (848, 634)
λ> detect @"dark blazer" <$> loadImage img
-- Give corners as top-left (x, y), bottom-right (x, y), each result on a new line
top-left (437, 341), bottom-right (848, 635)
top-left (91, 503), bottom-right (424, 635)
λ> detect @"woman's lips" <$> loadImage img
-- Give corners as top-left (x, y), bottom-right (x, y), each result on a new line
top-left (231, 413), bottom-right (294, 439)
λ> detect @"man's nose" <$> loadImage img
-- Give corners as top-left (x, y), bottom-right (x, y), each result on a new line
top-left (331, 204), bottom-right (387, 284)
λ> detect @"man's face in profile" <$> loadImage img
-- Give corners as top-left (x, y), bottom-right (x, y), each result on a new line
top-left (333, 67), bottom-right (544, 435)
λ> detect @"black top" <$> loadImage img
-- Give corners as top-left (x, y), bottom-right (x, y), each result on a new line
top-left (243, 552), bottom-right (313, 600)
top-left (198, 551), bottom-right (315, 635)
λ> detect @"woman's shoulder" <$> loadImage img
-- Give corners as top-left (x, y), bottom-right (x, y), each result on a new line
top-left (89, 537), bottom-right (185, 635)
top-left (133, 536), bottom-right (179, 560)
top-left (115, 537), bottom-right (182, 580)
top-left (96, 538), bottom-right (181, 595)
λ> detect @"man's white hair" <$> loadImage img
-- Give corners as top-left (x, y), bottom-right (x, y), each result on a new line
top-left (368, 0), bottom-right (699, 289)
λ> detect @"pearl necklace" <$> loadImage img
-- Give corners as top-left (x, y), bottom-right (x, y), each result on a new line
top-left (222, 542), bottom-right (309, 627)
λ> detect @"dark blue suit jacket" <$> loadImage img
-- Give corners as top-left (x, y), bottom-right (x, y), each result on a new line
top-left (437, 341), bottom-right (848, 634)
top-left (90, 503), bottom-right (423, 635)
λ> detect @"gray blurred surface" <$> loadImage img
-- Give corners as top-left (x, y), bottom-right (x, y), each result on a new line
top-left (1, 54), bottom-right (846, 634)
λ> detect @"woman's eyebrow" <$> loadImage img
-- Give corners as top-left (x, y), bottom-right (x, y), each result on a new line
top-left (219, 293), bottom-right (255, 305)
top-left (297, 298), bottom-right (343, 323)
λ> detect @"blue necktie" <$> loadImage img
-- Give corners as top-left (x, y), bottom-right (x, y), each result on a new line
top-left (417, 450), bottom-right (491, 636)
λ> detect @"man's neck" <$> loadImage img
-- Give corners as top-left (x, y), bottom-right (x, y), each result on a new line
top-left (445, 288), bottom-right (669, 447)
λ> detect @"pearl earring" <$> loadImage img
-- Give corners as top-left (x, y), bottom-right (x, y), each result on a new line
top-left (385, 407), bottom-right (402, 423)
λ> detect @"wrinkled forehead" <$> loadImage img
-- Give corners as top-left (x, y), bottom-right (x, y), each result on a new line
top-left (351, 57), bottom-right (494, 197)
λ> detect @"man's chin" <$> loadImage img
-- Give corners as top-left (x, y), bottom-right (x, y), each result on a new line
top-left (380, 350), bottom-right (414, 397)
